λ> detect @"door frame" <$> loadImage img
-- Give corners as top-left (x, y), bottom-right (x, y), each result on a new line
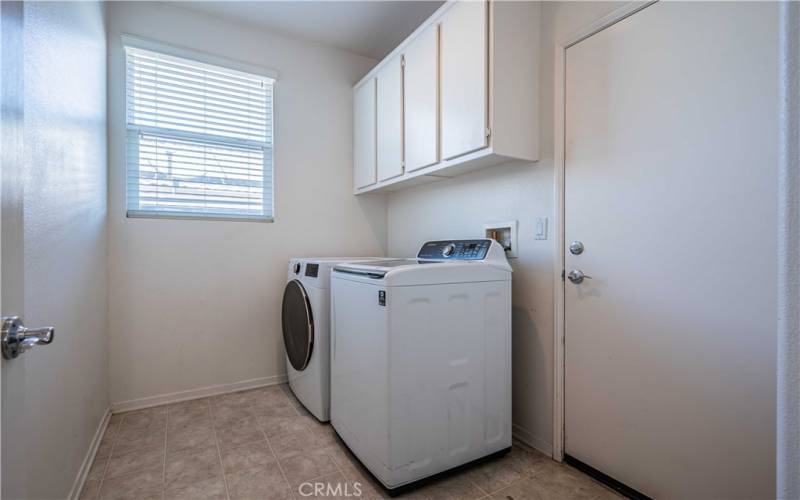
top-left (778, 1), bottom-right (799, 497)
top-left (551, 1), bottom-right (658, 462)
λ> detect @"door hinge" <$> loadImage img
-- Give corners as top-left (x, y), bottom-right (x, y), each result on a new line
top-left (401, 56), bottom-right (406, 67)
top-left (561, 269), bottom-right (565, 281)
top-left (485, 127), bottom-right (492, 138)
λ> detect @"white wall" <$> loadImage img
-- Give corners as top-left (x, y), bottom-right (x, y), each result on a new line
top-left (387, 1), bottom-right (626, 454)
top-left (106, 2), bottom-right (386, 406)
top-left (21, 1), bottom-right (108, 497)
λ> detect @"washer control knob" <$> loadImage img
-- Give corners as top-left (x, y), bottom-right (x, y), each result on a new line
top-left (293, 263), bottom-right (301, 274)
top-left (442, 244), bottom-right (456, 257)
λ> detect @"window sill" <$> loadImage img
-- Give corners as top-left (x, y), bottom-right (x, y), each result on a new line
top-left (126, 210), bottom-right (274, 223)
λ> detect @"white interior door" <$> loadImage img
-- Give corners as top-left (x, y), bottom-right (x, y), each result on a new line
top-left (564, 2), bottom-right (777, 499)
top-left (440, 0), bottom-right (487, 161)
top-left (404, 23), bottom-right (438, 172)
top-left (353, 78), bottom-right (377, 189)
top-left (1, 2), bottom-right (28, 498)
top-left (376, 55), bottom-right (403, 182)
top-left (2, 3), bottom-right (107, 497)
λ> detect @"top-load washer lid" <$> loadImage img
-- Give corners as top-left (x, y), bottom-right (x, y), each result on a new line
top-left (332, 239), bottom-right (512, 286)
top-left (282, 279), bottom-right (314, 371)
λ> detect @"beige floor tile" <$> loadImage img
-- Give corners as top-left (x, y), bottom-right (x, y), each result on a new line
top-left (591, 485), bottom-right (626, 500)
top-left (104, 419), bottom-right (123, 441)
top-left (220, 440), bottom-right (276, 474)
top-left (464, 447), bottom-right (550, 494)
top-left (210, 392), bottom-right (252, 411)
top-left (251, 400), bottom-right (298, 418)
top-left (79, 479), bottom-right (102, 500)
top-left (308, 425), bottom-right (340, 448)
top-left (164, 474), bottom-right (227, 500)
top-left (119, 407), bottom-right (167, 432)
top-left (268, 428), bottom-right (320, 459)
top-left (167, 397), bottom-right (209, 413)
top-left (258, 414), bottom-right (309, 438)
top-left (491, 465), bottom-right (607, 500)
top-left (95, 430), bottom-right (118, 460)
top-left (294, 471), bottom-right (356, 499)
top-left (167, 400), bottom-right (211, 428)
top-left (98, 466), bottom-right (164, 500)
top-left (165, 447), bottom-right (222, 487)
top-left (322, 444), bottom-right (360, 470)
top-left (86, 457), bottom-right (108, 482)
top-left (401, 474), bottom-right (484, 500)
top-left (251, 394), bottom-right (293, 412)
top-left (106, 446), bottom-right (165, 479)
top-left (83, 397), bottom-right (617, 500)
top-left (113, 427), bottom-right (166, 456)
top-left (338, 464), bottom-right (390, 500)
top-left (226, 463), bottom-right (293, 500)
top-left (167, 420), bottom-right (216, 454)
top-left (95, 440), bottom-right (114, 461)
top-left (211, 403), bottom-right (257, 426)
top-left (214, 416), bottom-right (266, 449)
top-left (256, 385), bottom-right (293, 404)
top-left (279, 448), bottom-right (339, 485)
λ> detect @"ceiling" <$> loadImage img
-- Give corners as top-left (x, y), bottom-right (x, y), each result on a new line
top-left (169, 1), bottom-right (445, 60)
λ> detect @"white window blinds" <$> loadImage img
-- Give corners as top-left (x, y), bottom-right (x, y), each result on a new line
top-left (125, 44), bottom-right (274, 221)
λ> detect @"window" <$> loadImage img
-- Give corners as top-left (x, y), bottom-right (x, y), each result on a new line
top-left (124, 39), bottom-right (274, 221)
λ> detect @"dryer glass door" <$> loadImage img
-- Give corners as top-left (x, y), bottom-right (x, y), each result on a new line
top-left (282, 279), bottom-right (314, 371)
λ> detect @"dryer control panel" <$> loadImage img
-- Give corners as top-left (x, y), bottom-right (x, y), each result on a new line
top-left (417, 240), bottom-right (492, 260)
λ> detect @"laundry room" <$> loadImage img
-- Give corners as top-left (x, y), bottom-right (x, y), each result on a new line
top-left (1, 1), bottom-right (794, 499)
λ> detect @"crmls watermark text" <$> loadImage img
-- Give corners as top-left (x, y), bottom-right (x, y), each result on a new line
top-left (298, 481), bottom-right (363, 497)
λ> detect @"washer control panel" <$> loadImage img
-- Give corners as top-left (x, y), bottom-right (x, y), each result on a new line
top-left (417, 240), bottom-right (492, 260)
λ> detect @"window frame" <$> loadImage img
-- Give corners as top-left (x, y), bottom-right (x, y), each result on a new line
top-left (122, 34), bottom-right (278, 223)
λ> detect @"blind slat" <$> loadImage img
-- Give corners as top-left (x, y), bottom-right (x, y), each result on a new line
top-left (128, 69), bottom-right (268, 103)
top-left (127, 86), bottom-right (270, 114)
top-left (125, 45), bottom-right (273, 220)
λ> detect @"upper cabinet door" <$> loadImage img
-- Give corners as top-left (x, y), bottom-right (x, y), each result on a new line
top-left (354, 78), bottom-right (377, 189)
top-left (376, 55), bottom-right (404, 182)
top-left (440, 0), bottom-right (488, 160)
top-left (404, 23), bottom-right (439, 172)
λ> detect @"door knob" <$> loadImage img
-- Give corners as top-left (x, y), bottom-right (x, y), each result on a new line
top-left (1, 316), bottom-right (54, 359)
top-left (567, 270), bottom-right (592, 284)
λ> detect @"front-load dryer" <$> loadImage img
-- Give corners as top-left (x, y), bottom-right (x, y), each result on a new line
top-left (282, 257), bottom-right (381, 422)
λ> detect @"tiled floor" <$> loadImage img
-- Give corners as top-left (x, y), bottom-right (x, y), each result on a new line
top-left (81, 385), bottom-right (621, 500)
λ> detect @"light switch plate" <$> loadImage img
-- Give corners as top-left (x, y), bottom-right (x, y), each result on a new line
top-left (534, 217), bottom-right (548, 240)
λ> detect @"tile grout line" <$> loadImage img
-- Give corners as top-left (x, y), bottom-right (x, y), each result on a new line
top-left (209, 398), bottom-right (233, 500)
top-left (254, 390), bottom-right (300, 500)
top-left (258, 417), bottom-right (297, 499)
top-left (93, 414), bottom-right (124, 500)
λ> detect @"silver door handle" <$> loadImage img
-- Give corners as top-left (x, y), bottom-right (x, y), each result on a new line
top-left (567, 270), bottom-right (592, 284)
top-left (2, 316), bottom-right (54, 359)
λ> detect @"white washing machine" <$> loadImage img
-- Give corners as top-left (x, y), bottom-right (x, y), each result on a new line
top-left (282, 257), bottom-right (381, 422)
top-left (330, 240), bottom-right (513, 492)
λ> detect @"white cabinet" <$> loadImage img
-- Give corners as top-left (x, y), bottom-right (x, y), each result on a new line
top-left (376, 55), bottom-right (404, 181)
top-left (353, 78), bottom-right (376, 189)
top-left (440, 0), bottom-right (487, 160)
top-left (353, 0), bottom-right (540, 194)
top-left (404, 23), bottom-right (439, 172)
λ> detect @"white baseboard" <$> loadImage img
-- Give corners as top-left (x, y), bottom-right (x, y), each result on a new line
top-left (110, 373), bottom-right (288, 413)
top-left (69, 407), bottom-right (111, 500)
top-left (513, 422), bottom-right (553, 458)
